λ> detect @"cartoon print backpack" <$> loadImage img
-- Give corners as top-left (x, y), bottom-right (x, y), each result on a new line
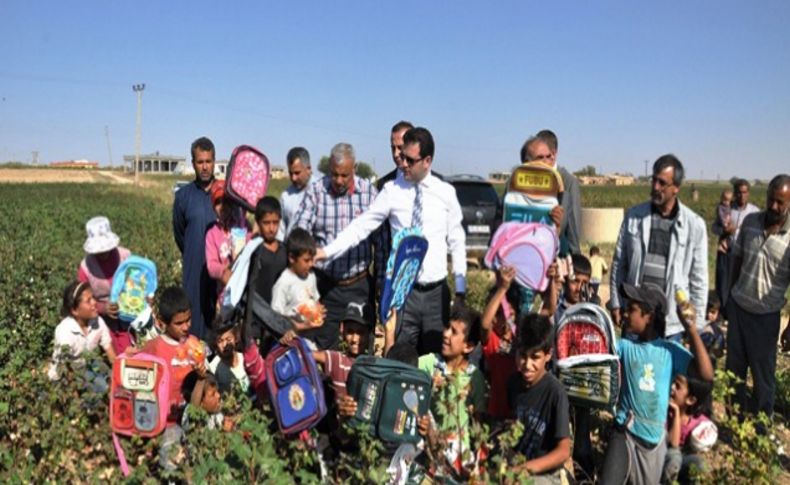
top-left (379, 227), bottom-right (429, 323)
top-left (110, 255), bottom-right (158, 322)
top-left (502, 161), bottom-right (564, 225)
top-left (110, 353), bottom-right (171, 437)
top-left (554, 303), bottom-right (621, 411)
top-left (225, 145), bottom-right (271, 211)
top-left (484, 222), bottom-right (559, 291)
top-left (346, 356), bottom-right (432, 444)
top-left (264, 337), bottom-right (327, 434)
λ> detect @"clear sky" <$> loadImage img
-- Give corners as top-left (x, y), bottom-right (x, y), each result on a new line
top-left (2, 1), bottom-right (788, 180)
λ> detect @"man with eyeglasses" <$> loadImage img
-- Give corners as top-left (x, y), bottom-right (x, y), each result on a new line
top-left (609, 155), bottom-right (708, 341)
top-left (317, 127), bottom-right (466, 355)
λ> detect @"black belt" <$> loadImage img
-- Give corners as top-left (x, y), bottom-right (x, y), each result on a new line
top-left (413, 279), bottom-right (444, 292)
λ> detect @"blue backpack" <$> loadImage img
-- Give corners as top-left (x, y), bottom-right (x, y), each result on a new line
top-left (379, 228), bottom-right (429, 323)
top-left (110, 255), bottom-right (158, 322)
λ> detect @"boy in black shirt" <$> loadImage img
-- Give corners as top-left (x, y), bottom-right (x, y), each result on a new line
top-left (506, 313), bottom-right (571, 482)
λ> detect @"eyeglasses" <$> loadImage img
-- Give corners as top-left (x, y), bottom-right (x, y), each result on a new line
top-left (402, 154), bottom-right (426, 166)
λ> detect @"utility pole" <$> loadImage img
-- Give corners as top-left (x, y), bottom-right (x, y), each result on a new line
top-left (644, 159), bottom-right (648, 178)
top-left (132, 83), bottom-right (145, 184)
top-left (105, 125), bottom-right (114, 168)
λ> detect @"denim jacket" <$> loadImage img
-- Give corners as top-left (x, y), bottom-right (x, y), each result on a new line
top-left (610, 200), bottom-right (708, 336)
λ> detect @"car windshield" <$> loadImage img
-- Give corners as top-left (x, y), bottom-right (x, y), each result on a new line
top-left (454, 182), bottom-right (498, 206)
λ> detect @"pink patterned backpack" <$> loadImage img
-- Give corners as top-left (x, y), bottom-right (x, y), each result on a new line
top-left (226, 145), bottom-right (271, 211)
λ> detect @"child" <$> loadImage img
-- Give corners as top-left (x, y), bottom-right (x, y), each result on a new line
top-left (48, 281), bottom-right (117, 380)
top-left (700, 292), bottom-right (725, 365)
top-left (77, 216), bottom-right (132, 353)
top-left (181, 371), bottom-right (234, 432)
top-left (588, 246), bottom-right (608, 302)
top-left (714, 189), bottom-right (733, 253)
top-left (246, 196), bottom-right (288, 340)
top-left (506, 313), bottom-right (571, 481)
top-left (600, 283), bottom-right (714, 485)
top-left (271, 228), bottom-right (325, 335)
top-left (208, 319), bottom-right (250, 395)
top-left (417, 307), bottom-right (488, 480)
top-left (205, 181), bottom-right (252, 302)
top-left (663, 374), bottom-right (718, 484)
top-left (554, 254), bottom-right (592, 323)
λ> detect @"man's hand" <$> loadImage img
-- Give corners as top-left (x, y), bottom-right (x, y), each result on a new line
top-left (781, 324), bottom-right (790, 352)
top-left (497, 266), bottom-right (516, 291)
top-left (550, 205), bottom-right (565, 229)
top-left (315, 248), bottom-right (327, 261)
top-left (107, 302), bottom-right (120, 320)
top-left (337, 395), bottom-right (358, 417)
top-left (279, 330), bottom-right (297, 345)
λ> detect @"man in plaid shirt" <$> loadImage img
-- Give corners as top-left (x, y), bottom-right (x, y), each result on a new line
top-left (292, 142), bottom-right (380, 350)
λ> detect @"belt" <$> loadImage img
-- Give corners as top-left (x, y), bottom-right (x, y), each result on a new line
top-left (336, 271), bottom-right (369, 287)
top-left (413, 279), bottom-right (444, 292)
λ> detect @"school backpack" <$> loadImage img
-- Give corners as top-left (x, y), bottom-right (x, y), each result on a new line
top-left (110, 255), bottom-right (158, 322)
top-left (484, 221), bottom-right (559, 292)
top-left (264, 337), bottom-right (327, 434)
top-left (379, 227), bottom-right (429, 323)
top-left (225, 145), bottom-right (271, 212)
top-left (346, 356), bottom-right (432, 444)
top-left (502, 161), bottom-right (564, 225)
top-left (110, 353), bottom-right (171, 437)
top-left (553, 303), bottom-right (621, 411)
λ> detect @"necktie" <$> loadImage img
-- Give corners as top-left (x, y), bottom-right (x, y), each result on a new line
top-left (412, 183), bottom-right (423, 229)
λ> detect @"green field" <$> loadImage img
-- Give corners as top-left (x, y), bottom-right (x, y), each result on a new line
top-left (0, 179), bottom-right (786, 482)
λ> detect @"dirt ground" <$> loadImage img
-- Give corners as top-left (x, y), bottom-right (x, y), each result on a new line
top-left (0, 169), bottom-right (132, 184)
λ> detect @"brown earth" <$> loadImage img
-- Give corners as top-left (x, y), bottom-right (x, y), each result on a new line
top-left (0, 168), bottom-right (134, 184)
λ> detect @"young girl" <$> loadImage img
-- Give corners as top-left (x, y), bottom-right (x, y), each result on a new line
top-left (205, 181), bottom-right (252, 304)
top-left (663, 373), bottom-right (718, 483)
top-left (208, 319), bottom-right (250, 396)
top-left (77, 216), bottom-right (132, 353)
top-left (48, 281), bottom-right (117, 380)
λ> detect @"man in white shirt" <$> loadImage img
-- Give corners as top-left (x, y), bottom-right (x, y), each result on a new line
top-left (317, 127), bottom-right (466, 354)
top-left (278, 147), bottom-right (317, 240)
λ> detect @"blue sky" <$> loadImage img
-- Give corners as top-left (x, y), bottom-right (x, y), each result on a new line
top-left (1, 1), bottom-right (788, 180)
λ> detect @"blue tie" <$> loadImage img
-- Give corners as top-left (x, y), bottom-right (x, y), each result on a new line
top-left (412, 183), bottom-right (423, 229)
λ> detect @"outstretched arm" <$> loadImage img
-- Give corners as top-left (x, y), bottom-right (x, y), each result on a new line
top-left (481, 266), bottom-right (515, 345)
top-left (677, 304), bottom-right (714, 381)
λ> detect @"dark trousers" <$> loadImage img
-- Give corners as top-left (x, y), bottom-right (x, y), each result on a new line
top-left (715, 250), bottom-right (731, 313)
top-left (725, 299), bottom-right (781, 417)
top-left (396, 280), bottom-right (450, 355)
top-left (313, 273), bottom-right (372, 350)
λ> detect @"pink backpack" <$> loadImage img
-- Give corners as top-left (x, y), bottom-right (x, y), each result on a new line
top-left (225, 145), bottom-right (271, 211)
top-left (484, 221), bottom-right (558, 291)
top-left (110, 353), bottom-right (171, 438)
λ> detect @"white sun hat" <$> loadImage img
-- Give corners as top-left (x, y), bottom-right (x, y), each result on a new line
top-left (83, 216), bottom-right (120, 254)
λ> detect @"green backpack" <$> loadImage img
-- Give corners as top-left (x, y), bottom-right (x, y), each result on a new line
top-left (346, 356), bottom-right (432, 444)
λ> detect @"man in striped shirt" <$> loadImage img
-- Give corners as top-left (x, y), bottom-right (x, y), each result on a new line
top-left (726, 174), bottom-right (790, 419)
top-left (293, 143), bottom-right (378, 349)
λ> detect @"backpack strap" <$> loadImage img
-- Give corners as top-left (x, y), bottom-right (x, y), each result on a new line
top-left (112, 432), bottom-right (131, 477)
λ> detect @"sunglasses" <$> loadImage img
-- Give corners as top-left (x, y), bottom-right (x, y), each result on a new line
top-left (402, 154), bottom-right (426, 166)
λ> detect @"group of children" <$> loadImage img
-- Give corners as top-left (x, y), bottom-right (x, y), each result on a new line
top-left (48, 205), bottom-right (726, 483)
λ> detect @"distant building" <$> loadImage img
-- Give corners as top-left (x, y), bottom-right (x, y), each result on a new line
top-left (271, 166), bottom-right (287, 179)
top-left (123, 152), bottom-right (187, 174)
top-left (49, 160), bottom-right (98, 169)
top-left (578, 174), bottom-right (635, 186)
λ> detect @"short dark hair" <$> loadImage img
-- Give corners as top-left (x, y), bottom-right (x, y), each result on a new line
top-left (572, 254), bottom-right (592, 276)
top-left (386, 341), bottom-right (419, 367)
top-left (255, 196), bottom-right (281, 221)
top-left (519, 136), bottom-right (549, 163)
top-left (402, 127), bottom-right (435, 160)
top-left (191, 136), bottom-right (215, 161)
top-left (391, 120), bottom-right (414, 134)
top-left (516, 313), bottom-right (553, 354)
top-left (628, 300), bottom-right (667, 337)
top-left (286, 146), bottom-right (310, 168)
top-left (536, 129), bottom-right (558, 153)
top-left (449, 305), bottom-right (481, 348)
top-left (652, 154), bottom-right (685, 186)
top-left (286, 227), bottom-right (316, 259)
top-left (768, 174), bottom-right (790, 193)
top-left (61, 280), bottom-right (92, 318)
top-left (157, 286), bottom-right (192, 325)
top-left (706, 290), bottom-right (721, 312)
top-left (732, 178), bottom-right (750, 191)
top-left (181, 370), bottom-right (220, 403)
top-left (684, 372), bottom-right (713, 417)
top-left (590, 245), bottom-right (600, 256)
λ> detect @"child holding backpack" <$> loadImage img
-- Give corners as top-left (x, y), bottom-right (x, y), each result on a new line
top-left (599, 283), bottom-right (713, 484)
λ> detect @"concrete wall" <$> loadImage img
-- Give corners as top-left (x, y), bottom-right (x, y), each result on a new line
top-left (581, 207), bottom-right (624, 243)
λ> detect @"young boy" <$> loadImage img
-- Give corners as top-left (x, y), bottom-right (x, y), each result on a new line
top-left (417, 307), bottom-right (488, 479)
top-left (600, 283), bottom-right (713, 485)
top-left (271, 228), bottom-right (325, 336)
top-left (507, 314), bottom-right (571, 481)
top-left (700, 291), bottom-right (725, 365)
top-left (181, 371), bottom-right (234, 432)
top-left (588, 246), bottom-right (607, 302)
top-left (208, 319), bottom-right (250, 395)
top-left (248, 197), bottom-right (288, 310)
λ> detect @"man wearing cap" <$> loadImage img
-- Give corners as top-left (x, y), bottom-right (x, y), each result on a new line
top-left (173, 136), bottom-right (219, 340)
top-left (78, 216), bottom-right (131, 353)
top-left (726, 174), bottom-right (790, 419)
top-left (610, 155), bottom-right (708, 340)
top-left (278, 146), bottom-right (317, 241)
top-left (292, 143), bottom-right (379, 350)
top-left (317, 127), bottom-right (467, 355)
